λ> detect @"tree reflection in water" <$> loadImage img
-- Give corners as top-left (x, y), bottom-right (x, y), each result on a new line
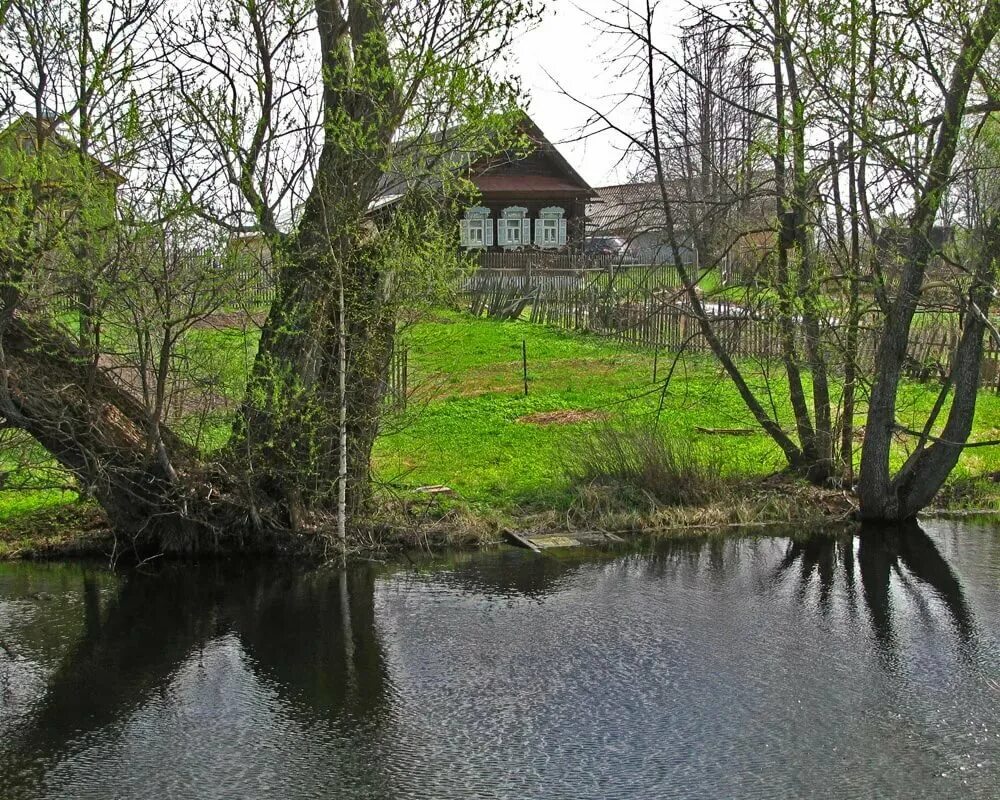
top-left (1, 563), bottom-right (392, 799)
top-left (771, 522), bottom-right (975, 661)
top-left (0, 523), bottom-right (990, 800)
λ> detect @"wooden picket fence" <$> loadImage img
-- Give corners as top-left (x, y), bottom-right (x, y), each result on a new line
top-left (384, 344), bottom-right (409, 411)
top-left (462, 263), bottom-right (1000, 392)
top-left (234, 268), bottom-right (277, 308)
top-left (476, 251), bottom-right (624, 271)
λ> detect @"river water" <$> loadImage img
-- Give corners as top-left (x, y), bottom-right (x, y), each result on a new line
top-left (1, 521), bottom-right (998, 799)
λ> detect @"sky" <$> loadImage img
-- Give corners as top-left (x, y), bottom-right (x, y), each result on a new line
top-left (509, 0), bottom-right (686, 188)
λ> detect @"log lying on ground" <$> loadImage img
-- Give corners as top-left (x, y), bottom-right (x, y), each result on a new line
top-left (694, 426), bottom-right (756, 436)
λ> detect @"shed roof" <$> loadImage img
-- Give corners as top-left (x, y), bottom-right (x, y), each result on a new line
top-left (589, 175), bottom-right (776, 235)
top-left (588, 182), bottom-right (670, 234)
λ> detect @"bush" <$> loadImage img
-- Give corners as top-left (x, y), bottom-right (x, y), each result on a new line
top-left (565, 422), bottom-right (726, 507)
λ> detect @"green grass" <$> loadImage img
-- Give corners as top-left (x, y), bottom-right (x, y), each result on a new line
top-left (378, 310), bottom-right (1000, 511)
top-left (3, 307), bottom-right (1000, 525)
top-left (377, 311), bottom-right (788, 509)
top-left (0, 488), bottom-right (79, 520)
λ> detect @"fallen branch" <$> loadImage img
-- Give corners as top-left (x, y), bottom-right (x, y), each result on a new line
top-left (694, 426), bottom-right (756, 436)
top-left (894, 424), bottom-right (1000, 448)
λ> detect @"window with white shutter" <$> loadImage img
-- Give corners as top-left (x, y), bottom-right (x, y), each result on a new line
top-left (462, 206), bottom-right (491, 249)
top-left (538, 206), bottom-right (566, 249)
top-left (499, 206), bottom-right (528, 249)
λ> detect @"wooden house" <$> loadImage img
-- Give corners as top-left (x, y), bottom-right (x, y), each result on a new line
top-left (459, 116), bottom-right (594, 252)
top-left (373, 113), bottom-right (595, 254)
top-left (0, 113), bottom-right (124, 209)
top-left (0, 113), bottom-right (124, 298)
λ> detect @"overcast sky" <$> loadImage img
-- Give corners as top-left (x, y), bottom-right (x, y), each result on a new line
top-left (509, 0), bottom-right (686, 188)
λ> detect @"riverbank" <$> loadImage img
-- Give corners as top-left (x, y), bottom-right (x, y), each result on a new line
top-left (0, 484), bottom-right (835, 561)
top-left (5, 472), bottom-right (999, 562)
top-left (0, 505), bottom-right (115, 560)
top-left (2, 309), bottom-right (999, 560)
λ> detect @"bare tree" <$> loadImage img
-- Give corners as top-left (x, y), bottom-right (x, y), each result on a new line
top-left (574, 0), bottom-right (999, 515)
top-left (573, 0), bottom-right (843, 480)
top-left (858, 17), bottom-right (1000, 522)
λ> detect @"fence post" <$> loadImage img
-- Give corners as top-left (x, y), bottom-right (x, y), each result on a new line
top-left (522, 338), bottom-right (529, 396)
top-left (401, 346), bottom-right (408, 411)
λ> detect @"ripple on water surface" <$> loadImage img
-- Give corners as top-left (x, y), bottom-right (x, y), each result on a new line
top-left (0, 521), bottom-right (998, 799)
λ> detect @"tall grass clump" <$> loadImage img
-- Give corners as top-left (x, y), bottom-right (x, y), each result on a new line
top-left (566, 422), bottom-right (726, 508)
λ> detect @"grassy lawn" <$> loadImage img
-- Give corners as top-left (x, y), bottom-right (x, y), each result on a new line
top-left (377, 311), bottom-right (787, 510)
top-left (3, 307), bottom-right (999, 524)
top-left (376, 310), bottom-right (1000, 511)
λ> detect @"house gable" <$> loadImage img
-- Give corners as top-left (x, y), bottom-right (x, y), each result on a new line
top-left (0, 115), bottom-right (126, 193)
top-left (468, 117), bottom-right (593, 199)
top-left (371, 112), bottom-right (594, 252)
top-left (455, 115), bottom-right (593, 251)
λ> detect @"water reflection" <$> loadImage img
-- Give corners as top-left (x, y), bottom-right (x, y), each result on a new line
top-left (770, 523), bottom-right (975, 654)
top-left (1, 522), bottom-right (998, 800)
top-left (1, 563), bottom-right (390, 799)
top-left (411, 547), bottom-right (601, 600)
top-left (230, 566), bottom-right (391, 720)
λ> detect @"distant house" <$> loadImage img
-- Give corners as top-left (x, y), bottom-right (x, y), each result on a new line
top-left (0, 113), bottom-right (124, 209)
top-left (587, 182), bottom-right (697, 265)
top-left (374, 113), bottom-right (595, 253)
top-left (0, 114), bottom-right (124, 303)
top-left (873, 223), bottom-right (957, 277)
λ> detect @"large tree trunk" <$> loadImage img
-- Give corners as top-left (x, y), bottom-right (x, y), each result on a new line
top-left (862, 222), bottom-right (998, 520)
top-left (0, 316), bottom-right (245, 549)
top-left (0, 0), bottom-right (516, 552)
top-left (231, 216), bottom-right (395, 529)
top-left (227, 0), bottom-right (400, 532)
top-left (858, 0), bottom-right (1000, 521)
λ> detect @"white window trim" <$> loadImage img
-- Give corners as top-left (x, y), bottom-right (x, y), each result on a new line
top-left (499, 206), bottom-right (528, 249)
top-left (540, 218), bottom-right (560, 247)
top-left (467, 218), bottom-right (486, 246)
top-left (462, 206), bottom-right (492, 249)
top-left (537, 206), bottom-right (567, 249)
top-left (499, 218), bottom-right (523, 246)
